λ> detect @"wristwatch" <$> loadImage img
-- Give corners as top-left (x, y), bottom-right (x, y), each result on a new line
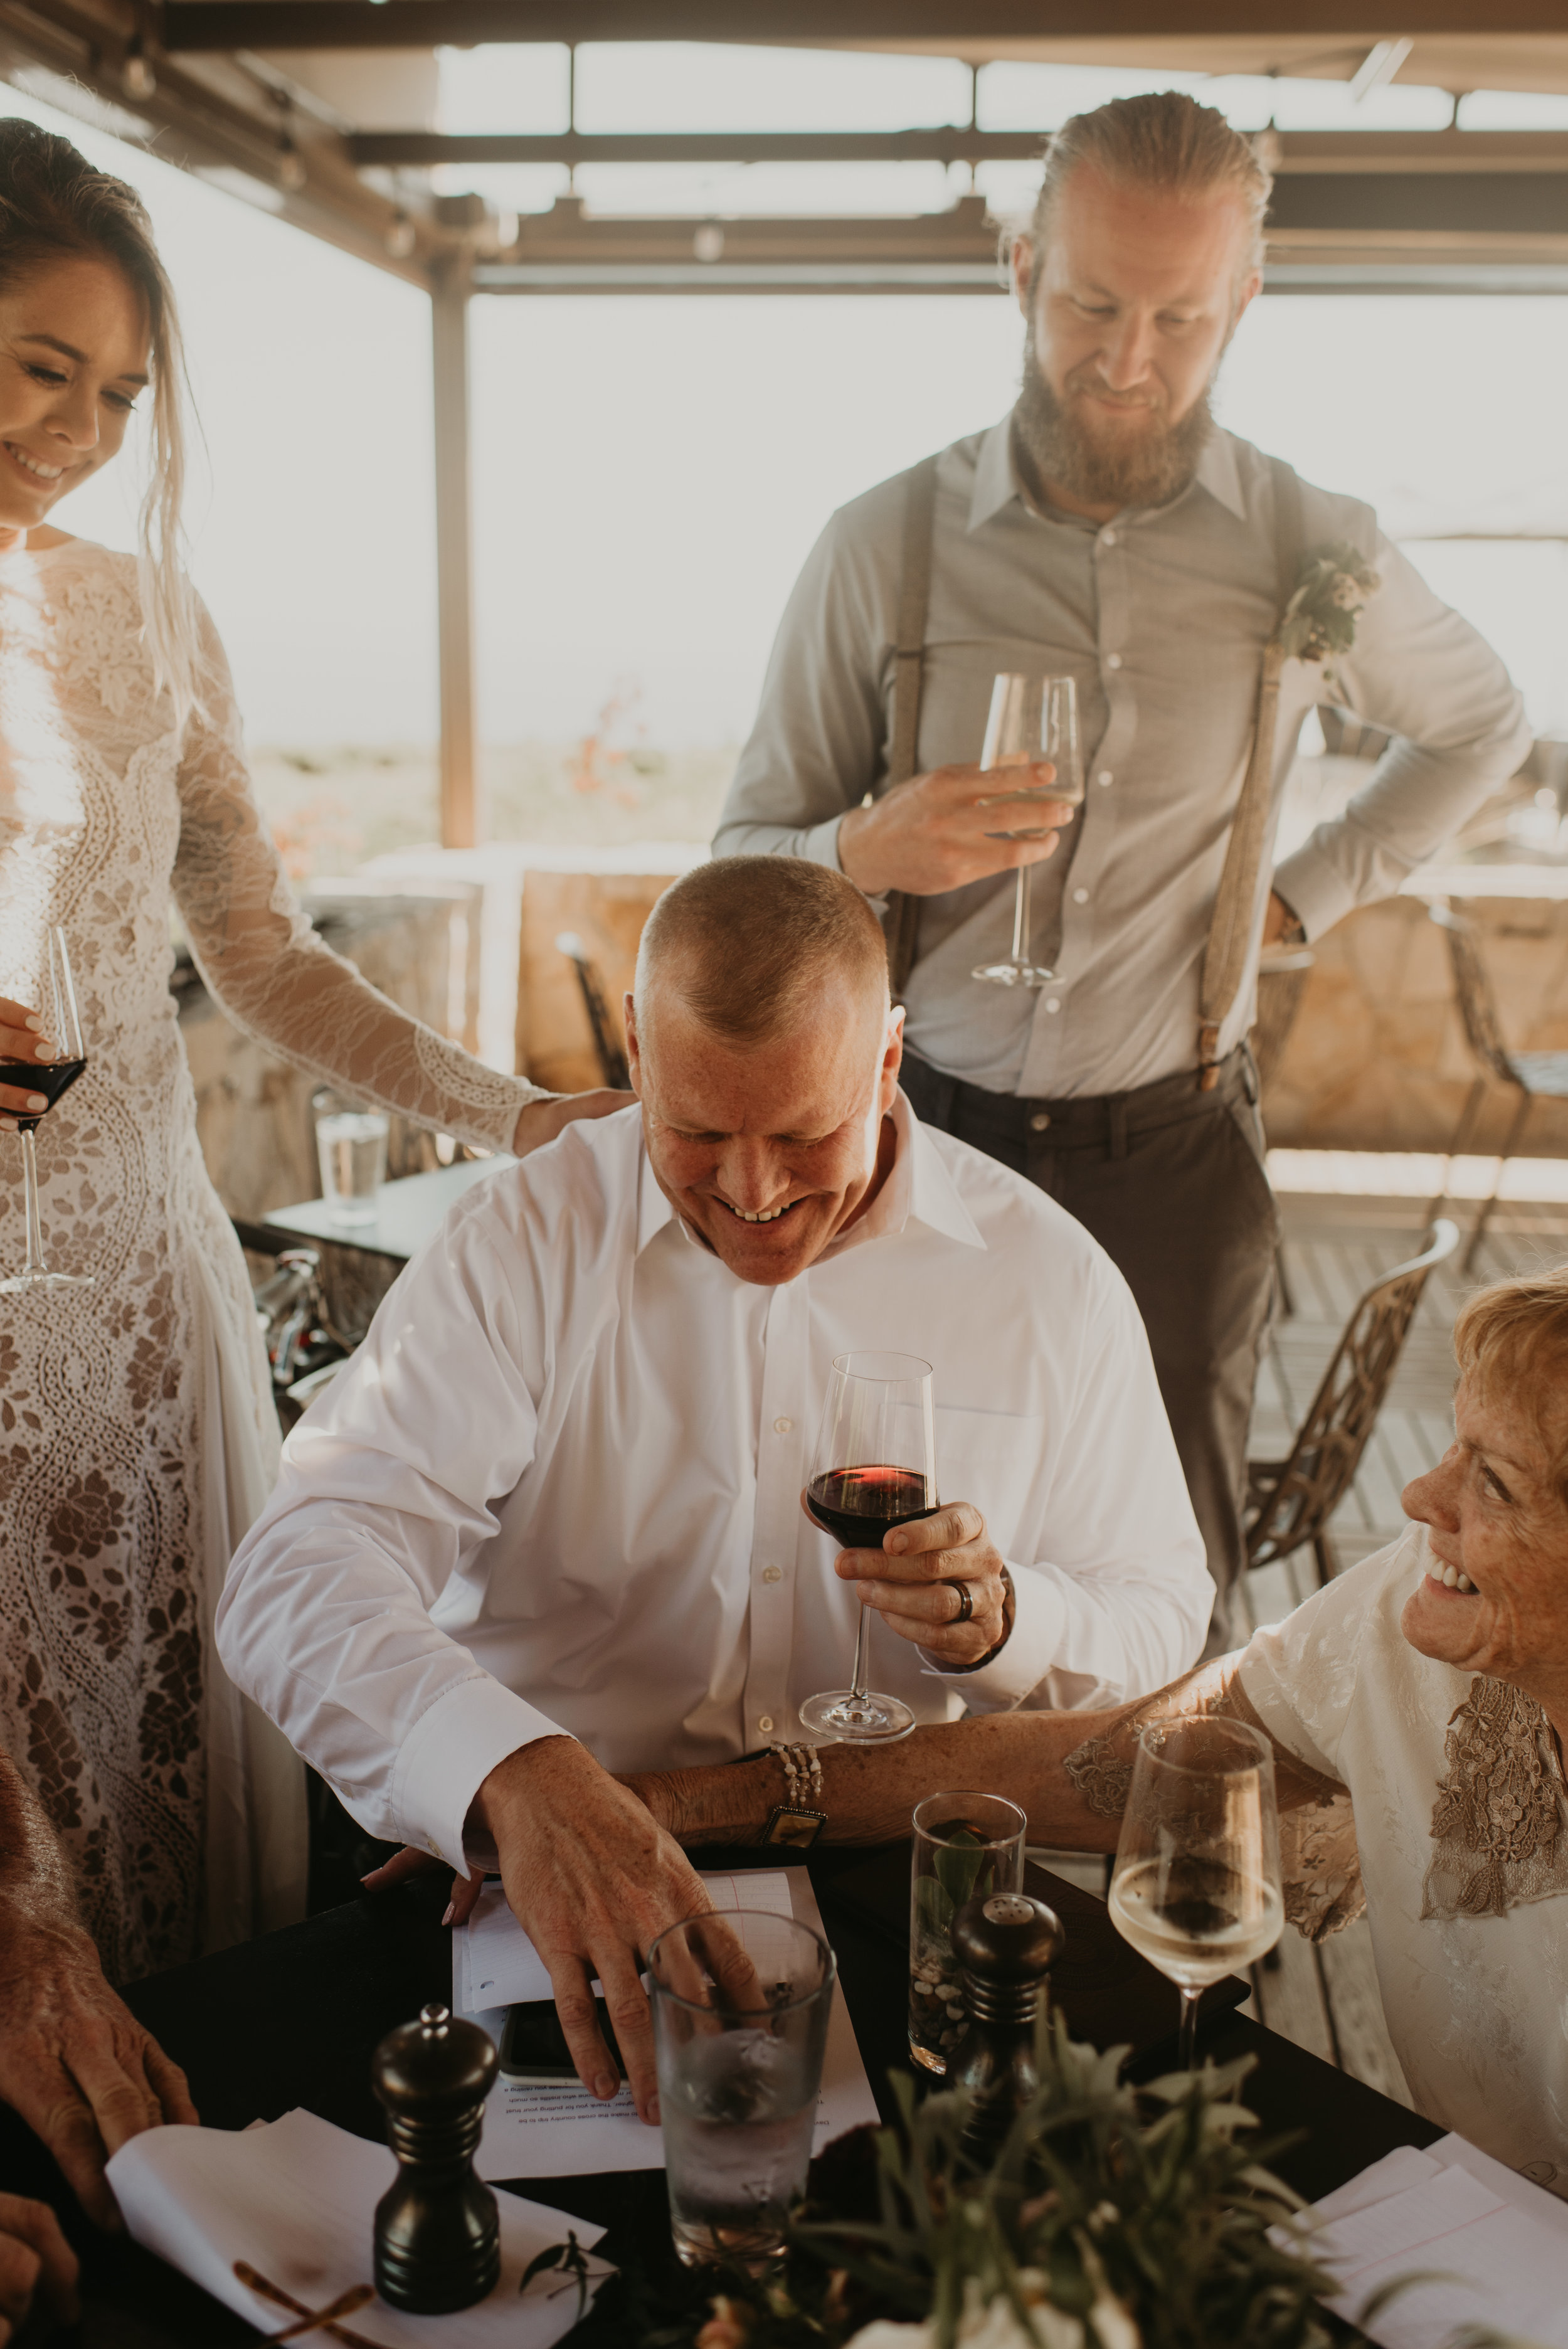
top-left (760, 1742), bottom-right (827, 1848)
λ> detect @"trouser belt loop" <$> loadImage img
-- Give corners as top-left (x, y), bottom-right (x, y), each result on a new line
top-left (1106, 1095), bottom-right (1129, 1162)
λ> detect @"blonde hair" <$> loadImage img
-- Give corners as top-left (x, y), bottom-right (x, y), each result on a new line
top-left (1454, 1265), bottom-right (1568, 1490)
top-left (1025, 91), bottom-right (1272, 284)
top-left (0, 117), bottom-right (201, 719)
top-left (636, 856), bottom-right (889, 1046)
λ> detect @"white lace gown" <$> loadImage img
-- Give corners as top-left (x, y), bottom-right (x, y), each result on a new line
top-left (0, 537), bottom-right (539, 1980)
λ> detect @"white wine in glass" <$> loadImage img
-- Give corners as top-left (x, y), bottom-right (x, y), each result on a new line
top-left (972, 672), bottom-right (1084, 990)
top-left (798, 1352), bottom-right (936, 1744)
top-left (0, 927), bottom-right (92, 1295)
top-left (1108, 1717), bottom-right (1283, 2067)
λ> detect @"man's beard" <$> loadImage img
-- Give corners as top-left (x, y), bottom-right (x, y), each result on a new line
top-left (1013, 341), bottom-right (1215, 514)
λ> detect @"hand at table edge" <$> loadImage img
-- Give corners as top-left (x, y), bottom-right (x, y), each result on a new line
top-left (472, 1734), bottom-right (716, 2124)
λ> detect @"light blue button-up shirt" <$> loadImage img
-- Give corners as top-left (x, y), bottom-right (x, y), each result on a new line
top-left (716, 416), bottom-right (1531, 1099)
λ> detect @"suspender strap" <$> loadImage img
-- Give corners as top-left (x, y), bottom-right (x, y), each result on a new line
top-left (879, 455), bottom-right (938, 1001)
top-left (1195, 453), bottom-right (1306, 1090)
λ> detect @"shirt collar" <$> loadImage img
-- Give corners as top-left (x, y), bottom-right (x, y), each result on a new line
top-left (968, 408), bottom-right (1248, 531)
top-left (633, 1090), bottom-right (985, 1266)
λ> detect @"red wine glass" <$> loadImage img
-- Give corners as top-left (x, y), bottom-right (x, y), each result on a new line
top-left (798, 1351), bottom-right (936, 1744)
top-left (1, 926), bottom-right (92, 1294)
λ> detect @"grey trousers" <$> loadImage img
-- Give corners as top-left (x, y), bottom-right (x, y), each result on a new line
top-left (900, 1045), bottom-right (1278, 1654)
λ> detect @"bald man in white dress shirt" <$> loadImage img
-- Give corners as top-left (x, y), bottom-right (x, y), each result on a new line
top-left (218, 856), bottom-right (1209, 2125)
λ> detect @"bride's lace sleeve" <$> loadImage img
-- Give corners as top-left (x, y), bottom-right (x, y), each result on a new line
top-left (171, 601), bottom-right (546, 1154)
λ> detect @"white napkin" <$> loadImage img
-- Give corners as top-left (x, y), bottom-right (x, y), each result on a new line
top-left (106, 2106), bottom-right (610, 2349)
top-left (1279, 2131), bottom-right (1568, 2349)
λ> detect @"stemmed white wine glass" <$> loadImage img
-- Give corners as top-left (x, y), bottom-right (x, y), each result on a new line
top-left (972, 672), bottom-right (1084, 990)
top-left (798, 1352), bottom-right (937, 1744)
top-left (1107, 1716), bottom-right (1283, 2068)
top-left (0, 928), bottom-right (92, 1294)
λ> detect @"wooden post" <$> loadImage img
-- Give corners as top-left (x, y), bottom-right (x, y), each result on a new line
top-left (432, 263), bottom-right (479, 849)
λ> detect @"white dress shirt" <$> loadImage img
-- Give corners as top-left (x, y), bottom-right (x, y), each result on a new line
top-left (217, 1096), bottom-right (1210, 1871)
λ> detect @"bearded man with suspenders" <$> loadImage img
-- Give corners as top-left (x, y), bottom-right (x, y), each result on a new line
top-left (714, 92), bottom-right (1530, 1652)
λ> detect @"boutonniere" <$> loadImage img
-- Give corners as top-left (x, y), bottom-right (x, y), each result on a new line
top-left (1276, 541), bottom-right (1380, 674)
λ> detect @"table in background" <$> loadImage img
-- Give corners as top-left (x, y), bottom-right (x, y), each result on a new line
top-left (262, 1157), bottom-right (511, 1267)
top-left (0, 1848), bottom-right (1438, 2349)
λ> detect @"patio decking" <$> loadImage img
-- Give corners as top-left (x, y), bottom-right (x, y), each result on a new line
top-left (1047, 1164), bottom-right (1568, 2108)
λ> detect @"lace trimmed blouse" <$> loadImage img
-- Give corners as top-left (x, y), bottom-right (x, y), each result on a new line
top-left (1237, 1524), bottom-right (1568, 2194)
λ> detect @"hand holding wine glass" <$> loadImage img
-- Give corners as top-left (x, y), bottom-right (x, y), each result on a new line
top-left (1107, 1715), bottom-right (1283, 2068)
top-left (972, 673), bottom-right (1085, 991)
top-left (798, 1352), bottom-right (938, 1744)
top-left (0, 928), bottom-right (92, 1293)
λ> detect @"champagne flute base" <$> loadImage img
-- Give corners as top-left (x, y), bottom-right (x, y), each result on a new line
top-left (971, 958), bottom-right (1054, 989)
top-left (0, 1269), bottom-right (94, 1293)
top-left (798, 1688), bottom-right (916, 1743)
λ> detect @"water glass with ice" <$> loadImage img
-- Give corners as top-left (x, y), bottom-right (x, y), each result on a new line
top-left (909, 1791), bottom-right (1026, 2075)
top-left (649, 1909), bottom-right (835, 2272)
top-left (314, 1091), bottom-right (389, 1226)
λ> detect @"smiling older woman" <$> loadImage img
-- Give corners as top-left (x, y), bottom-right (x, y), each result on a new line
top-left (629, 1265), bottom-right (1568, 2192)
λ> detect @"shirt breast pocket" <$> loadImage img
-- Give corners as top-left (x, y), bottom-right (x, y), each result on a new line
top-left (932, 1405), bottom-right (1046, 1565)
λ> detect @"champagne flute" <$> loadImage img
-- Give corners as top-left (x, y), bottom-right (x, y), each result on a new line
top-left (0, 928), bottom-right (92, 1294)
top-left (1107, 1716), bottom-right (1283, 2068)
top-left (972, 672), bottom-right (1084, 990)
top-left (798, 1352), bottom-right (936, 1744)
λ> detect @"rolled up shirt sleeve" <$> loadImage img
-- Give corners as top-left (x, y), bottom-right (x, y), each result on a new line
top-left (921, 1258), bottom-right (1213, 1711)
top-left (712, 497), bottom-right (896, 874)
top-left (1273, 533), bottom-right (1532, 941)
top-left (215, 1216), bottom-right (568, 1874)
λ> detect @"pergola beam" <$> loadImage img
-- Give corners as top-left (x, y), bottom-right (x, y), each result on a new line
top-left (160, 1), bottom-right (1568, 49)
top-left (432, 272), bottom-right (480, 852)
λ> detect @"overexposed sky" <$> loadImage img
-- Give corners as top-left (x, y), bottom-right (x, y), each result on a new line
top-left (6, 55), bottom-right (1568, 750)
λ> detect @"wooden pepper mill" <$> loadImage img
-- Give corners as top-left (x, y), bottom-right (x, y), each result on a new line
top-left (371, 2002), bottom-right (501, 2312)
top-left (945, 1891), bottom-right (1066, 2154)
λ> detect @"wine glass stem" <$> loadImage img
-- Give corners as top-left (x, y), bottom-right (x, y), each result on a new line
top-left (850, 1604), bottom-right (872, 1704)
top-left (1178, 1986), bottom-right (1201, 2070)
top-left (18, 1128), bottom-right (48, 1278)
top-left (1010, 864), bottom-right (1030, 962)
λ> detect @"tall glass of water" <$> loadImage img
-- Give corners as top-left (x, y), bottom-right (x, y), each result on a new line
top-left (1108, 1717), bottom-right (1283, 2067)
top-left (650, 1909), bottom-right (835, 2273)
top-left (972, 673), bottom-right (1084, 990)
top-left (313, 1088), bottom-right (389, 1226)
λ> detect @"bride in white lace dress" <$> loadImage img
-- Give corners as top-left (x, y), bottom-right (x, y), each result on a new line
top-left (0, 124), bottom-right (622, 1979)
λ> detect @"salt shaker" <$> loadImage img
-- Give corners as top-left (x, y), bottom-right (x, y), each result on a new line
top-left (945, 1891), bottom-right (1065, 2153)
top-left (371, 2002), bottom-right (501, 2312)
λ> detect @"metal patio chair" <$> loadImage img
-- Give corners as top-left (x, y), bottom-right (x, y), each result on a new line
top-left (556, 931), bottom-right (631, 1090)
top-left (1244, 1219), bottom-right (1458, 1588)
top-left (1428, 899), bottom-right (1568, 1273)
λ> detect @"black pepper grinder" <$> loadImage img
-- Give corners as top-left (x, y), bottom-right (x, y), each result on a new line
top-left (371, 2002), bottom-right (501, 2313)
top-left (945, 1892), bottom-right (1065, 2155)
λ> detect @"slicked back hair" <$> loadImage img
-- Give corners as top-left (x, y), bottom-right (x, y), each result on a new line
top-left (1025, 91), bottom-right (1271, 285)
top-left (0, 117), bottom-right (201, 719)
top-left (635, 856), bottom-right (889, 1049)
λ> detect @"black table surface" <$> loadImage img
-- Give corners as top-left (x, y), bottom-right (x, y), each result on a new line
top-left (0, 1847), bottom-right (1440, 2348)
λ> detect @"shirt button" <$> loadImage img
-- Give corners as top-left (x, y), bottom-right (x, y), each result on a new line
top-left (758, 1715), bottom-right (775, 1734)
top-left (773, 1416), bottom-right (793, 1434)
top-left (1101, 529), bottom-right (1116, 546)
top-left (1073, 887), bottom-right (1089, 904)
top-left (1029, 1110), bottom-right (1051, 1132)
top-left (1106, 653), bottom-right (1123, 670)
top-left (1098, 771), bottom-right (1113, 788)
top-left (1045, 998), bottom-right (1061, 1014)
top-left (762, 1565), bottom-right (782, 1584)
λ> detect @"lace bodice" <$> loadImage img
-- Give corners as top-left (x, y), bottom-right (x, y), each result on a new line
top-left (0, 538), bottom-right (541, 1977)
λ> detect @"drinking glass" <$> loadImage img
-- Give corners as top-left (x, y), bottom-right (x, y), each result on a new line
top-left (1107, 1717), bottom-right (1284, 2067)
top-left (650, 1908), bottom-right (835, 2273)
top-left (798, 1351), bottom-right (936, 1744)
top-left (908, 1791), bottom-right (1026, 2075)
top-left (313, 1088), bottom-right (389, 1226)
top-left (972, 672), bottom-right (1085, 990)
top-left (0, 927), bottom-right (92, 1295)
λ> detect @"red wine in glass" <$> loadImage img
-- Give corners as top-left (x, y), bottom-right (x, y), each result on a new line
top-left (805, 1466), bottom-right (940, 1551)
top-left (0, 1056), bottom-right (86, 1134)
top-left (1, 927), bottom-right (93, 1293)
top-left (798, 1354), bottom-right (936, 1745)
